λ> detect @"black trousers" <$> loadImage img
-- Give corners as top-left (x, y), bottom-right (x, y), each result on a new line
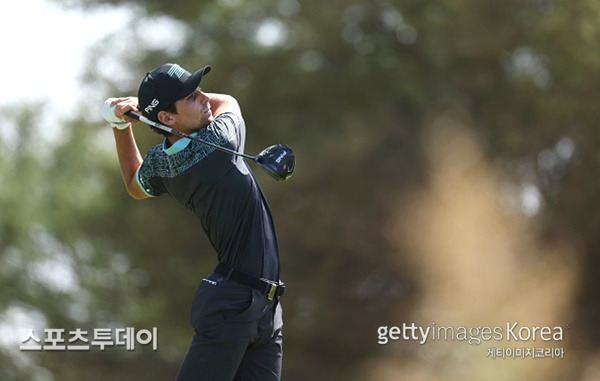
top-left (176, 273), bottom-right (283, 381)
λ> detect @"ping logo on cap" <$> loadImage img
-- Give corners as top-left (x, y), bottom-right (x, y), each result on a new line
top-left (167, 64), bottom-right (186, 79)
top-left (144, 98), bottom-right (160, 114)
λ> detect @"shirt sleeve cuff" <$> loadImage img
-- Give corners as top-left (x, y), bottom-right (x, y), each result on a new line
top-left (135, 167), bottom-right (155, 198)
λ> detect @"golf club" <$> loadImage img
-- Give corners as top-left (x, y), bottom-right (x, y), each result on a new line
top-left (124, 111), bottom-right (295, 182)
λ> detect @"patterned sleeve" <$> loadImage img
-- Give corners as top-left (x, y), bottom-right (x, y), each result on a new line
top-left (136, 145), bottom-right (167, 197)
top-left (207, 112), bottom-right (245, 151)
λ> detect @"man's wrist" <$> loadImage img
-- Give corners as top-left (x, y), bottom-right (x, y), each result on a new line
top-left (112, 121), bottom-right (131, 130)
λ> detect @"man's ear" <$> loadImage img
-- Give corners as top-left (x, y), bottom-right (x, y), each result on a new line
top-left (157, 110), bottom-right (175, 126)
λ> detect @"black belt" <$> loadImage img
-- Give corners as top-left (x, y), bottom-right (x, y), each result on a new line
top-left (214, 263), bottom-right (285, 301)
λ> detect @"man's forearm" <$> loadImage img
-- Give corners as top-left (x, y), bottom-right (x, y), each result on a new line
top-left (207, 93), bottom-right (241, 116)
top-left (113, 127), bottom-right (147, 199)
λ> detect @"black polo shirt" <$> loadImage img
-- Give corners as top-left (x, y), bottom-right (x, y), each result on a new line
top-left (136, 112), bottom-right (280, 280)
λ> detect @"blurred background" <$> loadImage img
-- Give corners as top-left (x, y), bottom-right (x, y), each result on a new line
top-left (1, 0), bottom-right (600, 380)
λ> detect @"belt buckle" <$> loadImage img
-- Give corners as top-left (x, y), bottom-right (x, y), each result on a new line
top-left (267, 283), bottom-right (278, 301)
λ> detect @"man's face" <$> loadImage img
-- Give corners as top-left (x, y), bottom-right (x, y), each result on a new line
top-left (171, 88), bottom-right (214, 132)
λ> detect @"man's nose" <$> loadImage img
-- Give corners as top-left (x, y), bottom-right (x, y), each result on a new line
top-left (199, 91), bottom-right (210, 103)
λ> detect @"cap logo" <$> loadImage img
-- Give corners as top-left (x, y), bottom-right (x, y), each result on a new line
top-left (167, 64), bottom-right (186, 79)
top-left (144, 98), bottom-right (160, 114)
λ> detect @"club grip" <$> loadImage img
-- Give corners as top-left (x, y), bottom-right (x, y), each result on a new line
top-left (125, 111), bottom-right (142, 120)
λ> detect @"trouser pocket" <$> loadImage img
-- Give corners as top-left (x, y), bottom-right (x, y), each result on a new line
top-left (189, 274), bottom-right (255, 337)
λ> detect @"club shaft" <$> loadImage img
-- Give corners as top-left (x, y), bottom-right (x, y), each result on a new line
top-left (125, 111), bottom-right (256, 160)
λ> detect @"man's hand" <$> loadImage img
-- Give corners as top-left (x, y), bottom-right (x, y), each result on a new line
top-left (101, 97), bottom-right (140, 129)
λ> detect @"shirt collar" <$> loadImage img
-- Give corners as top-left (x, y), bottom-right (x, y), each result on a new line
top-left (162, 131), bottom-right (200, 155)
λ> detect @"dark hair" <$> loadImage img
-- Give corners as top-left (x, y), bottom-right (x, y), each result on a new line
top-left (150, 102), bottom-right (178, 137)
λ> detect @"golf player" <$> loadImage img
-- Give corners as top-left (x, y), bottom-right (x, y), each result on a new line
top-left (101, 63), bottom-right (285, 380)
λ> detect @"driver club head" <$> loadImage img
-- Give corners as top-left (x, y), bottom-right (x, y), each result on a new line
top-left (255, 144), bottom-right (295, 181)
